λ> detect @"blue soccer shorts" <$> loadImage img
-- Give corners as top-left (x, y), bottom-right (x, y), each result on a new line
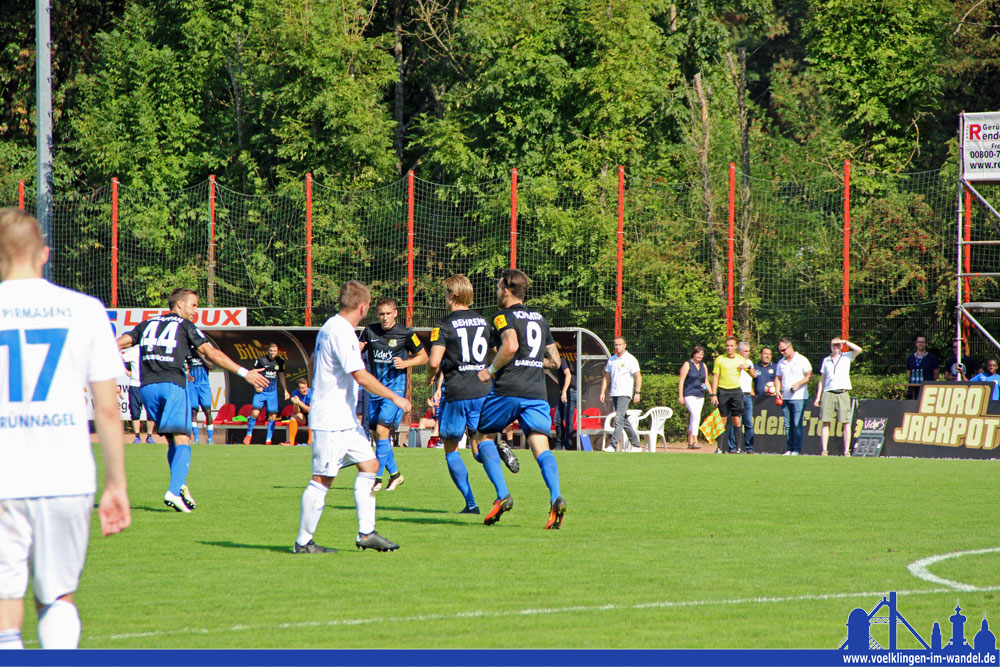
top-left (140, 383), bottom-right (191, 435)
top-left (438, 397), bottom-right (485, 441)
top-left (252, 390), bottom-right (278, 416)
top-left (476, 393), bottom-right (551, 435)
top-left (186, 380), bottom-right (212, 412)
top-left (369, 395), bottom-right (403, 430)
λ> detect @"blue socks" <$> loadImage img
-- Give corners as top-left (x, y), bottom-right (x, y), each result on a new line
top-left (266, 420), bottom-right (275, 442)
top-left (375, 438), bottom-right (399, 476)
top-left (245, 416), bottom-right (257, 437)
top-left (446, 451), bottom-right (477, 509)
top-left (537, 450), bottom-right (561, 503)
top-left (167, 443), bottom-right (191, 495)
top-left (477, 441), bottom-right (509, 501)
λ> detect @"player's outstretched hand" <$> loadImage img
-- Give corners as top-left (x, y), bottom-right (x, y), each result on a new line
top-left (246, 369), bottom-right (269, 391)
top-left (98, 485), bottom-right (132, 537)
top-left (391, 394), bottom-right (412, 413)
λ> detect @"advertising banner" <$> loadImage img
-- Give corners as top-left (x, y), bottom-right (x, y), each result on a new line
top-left (962, 111), bottom-right (1000, 182)
top-left (106, 307), bottom-right (247, 338)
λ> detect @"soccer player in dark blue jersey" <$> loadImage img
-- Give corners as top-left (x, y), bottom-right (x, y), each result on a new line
top-left (360, 297), bottom-right (427, 491)
top-left (426, 274), bottom-right (513, 515)
top-left (185, 350), bottom-right (214, 443)
top-left (242, 343), bottom-right (289, 445)
top-left (475, 269), bottom-right (566, 529)
top-left (284, 376), bottom-right (312, 446)
top-left (118, 289), bottom-right (268, 511)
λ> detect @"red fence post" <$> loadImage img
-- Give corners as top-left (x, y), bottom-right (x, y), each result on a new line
top-left (208, 175), bottom-right (216, 307)
top-left (111, 178), bottom-right (119, 307)
top-left (17, 180), bottom-right (25, 210)
top-left (406, 170), bottom-right (415, 328)
top-left (842, 160), bottom-right (851, 340)
top-left (727, 164), bottom-right (735, 336)
top-left (615, 166), bottom-right (625, 339)
top-left (305, 173), bottom-right (313, 327)
top-left (963, 186), bottom-right (972, 341)
top-left (510, 168), bottom-right (518, 269)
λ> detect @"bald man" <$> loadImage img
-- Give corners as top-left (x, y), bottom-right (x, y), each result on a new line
top-left (0, 208), bottom-right (131, 649)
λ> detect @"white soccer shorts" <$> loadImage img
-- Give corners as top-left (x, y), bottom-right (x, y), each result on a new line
top-left (311, 426), bottom-right (376, 477)
top-left (0, 495), bottom-right (93, 605)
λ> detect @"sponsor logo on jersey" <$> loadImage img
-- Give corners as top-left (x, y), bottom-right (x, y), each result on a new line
top-left (430, 327), bottom-right (440, 342)
top-left (494, 314), bottom-right (507, 330)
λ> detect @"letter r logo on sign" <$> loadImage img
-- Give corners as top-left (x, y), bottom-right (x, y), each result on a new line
top-left (970, 124), bottom-right (981, 141)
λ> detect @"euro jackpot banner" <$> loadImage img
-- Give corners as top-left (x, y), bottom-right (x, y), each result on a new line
top-left (855, 382), bottom-right (1000, 459)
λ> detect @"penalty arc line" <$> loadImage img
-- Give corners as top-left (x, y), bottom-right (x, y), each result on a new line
top-left (95, 584), bottom-right (1000, 643)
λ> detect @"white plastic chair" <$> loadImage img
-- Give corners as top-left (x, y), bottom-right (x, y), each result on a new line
top-left (602, 410), bottom-right (640, 451)
top-left (635, 406), bottom-right (673, 453)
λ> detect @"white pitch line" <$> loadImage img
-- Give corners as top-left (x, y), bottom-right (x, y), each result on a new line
top-left (97, 585), bottom-right (1000, 643)
top-left (906, 546), bottom-right (1000, 591)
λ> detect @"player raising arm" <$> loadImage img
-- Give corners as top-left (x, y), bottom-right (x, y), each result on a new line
top-left (117, 289), bottom-right (267, 512)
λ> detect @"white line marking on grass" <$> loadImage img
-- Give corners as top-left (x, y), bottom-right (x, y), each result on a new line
top-left (907, 546), bottom-right (1000, 591)
top-left (99, 585), bottom-right (1000, 643)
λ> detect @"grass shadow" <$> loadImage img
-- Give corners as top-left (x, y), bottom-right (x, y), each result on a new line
top-left (198, 540), bottom-right (293, 555)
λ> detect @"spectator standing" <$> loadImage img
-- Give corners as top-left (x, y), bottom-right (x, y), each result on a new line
top-left (753, 346), bottom-right (778, 397)
top-left (599, 336), bottom-right (643, 453)
top-left (969, 358), bottom-right (1000, 401)
top-left (814, 338), bottom-right (862, 456)
top-left (727, 341), bottom-right (757, 454)
top-left (677, 345), bottom-right (709, 450)
top-left (554, 356), bottom-right (577, 450)
top-left (905, 334), bottom-right (939, 399)
top-left (944, 340), bottom-right (980, 382)
top-left (774, 338), bottom-right (812, 456)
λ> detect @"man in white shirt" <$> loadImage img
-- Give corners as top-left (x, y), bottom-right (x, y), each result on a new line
top-left (295, 280), bottom-right (412, 554)
top-left (122, 345), bottom-right (154, 443)
top-left (599, 336), bottom-right (642, 452)
top-left (0, 208), bottom-right (130, 650)
top-left (814, 337), bottom-right (863, 456)
top-left (774, 337), bottom-right (812, 456)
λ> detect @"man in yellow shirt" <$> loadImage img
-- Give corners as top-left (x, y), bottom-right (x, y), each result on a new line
top-left (710, 335), bottom-right (754, 454)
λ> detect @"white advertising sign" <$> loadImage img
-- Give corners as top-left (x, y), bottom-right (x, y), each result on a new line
top-left (106, 307), bottom-right (247, 338)
top-left (962, 112), bottom-right (1000, 182)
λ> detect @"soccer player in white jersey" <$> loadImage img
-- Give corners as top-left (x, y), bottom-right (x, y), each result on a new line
top-left (294, 280), bottom-right (410, 553)
top-left (0, 208), bottom-right (131, 650)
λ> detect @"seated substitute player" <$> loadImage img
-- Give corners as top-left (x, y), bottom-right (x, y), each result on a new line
top-left (118, 289), bottom-right (268, 512)
top-left (0, 207), bottom-right (130, 650)
top-left (242, 342), bottom-right (289, 445)
top-left (427, 274), bottom-right (516, 515)
top-left (360, 297), bottom-right (428, 491)
top-left (475, 268), bottom-right (567, 529)
top-left (186, 349), bottom-right (214, 444)
top-left (283, 376), bottom-right (312, 446)
top-left (294, 280), bottom-right (409, 554)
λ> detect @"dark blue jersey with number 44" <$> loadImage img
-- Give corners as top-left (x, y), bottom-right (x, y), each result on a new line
top-left (126, 315), bottom-right (209, 388)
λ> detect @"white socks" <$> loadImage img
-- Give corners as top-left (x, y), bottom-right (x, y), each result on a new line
top-left (297, 480), bottom-right (329, 546)
top-left (0, 628), bottom-right (23, 649)
top-left (37, 599), bottom-right (81, 649)
top-left (355, 472), bottom-right (377, 535)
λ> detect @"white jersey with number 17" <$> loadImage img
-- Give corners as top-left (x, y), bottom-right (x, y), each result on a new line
top-left (0, 279), bottom-right (124, 500)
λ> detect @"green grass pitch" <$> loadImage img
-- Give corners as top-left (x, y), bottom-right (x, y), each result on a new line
top-left (21, 444), bottom-right (1000, 648)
